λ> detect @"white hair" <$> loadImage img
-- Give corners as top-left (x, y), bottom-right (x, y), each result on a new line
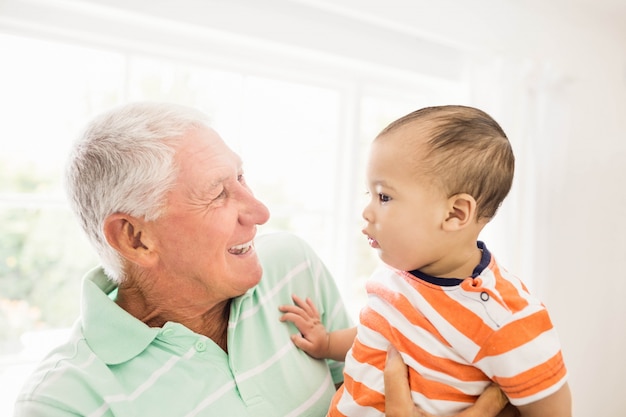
top-left (65, 102), bottom-right (210, 283)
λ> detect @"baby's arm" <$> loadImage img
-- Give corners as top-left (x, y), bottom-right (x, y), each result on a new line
top-left (385, 346), bottom-right (519, 417)
top-left (515, 382), bottom-right (571, 417)
top-left (279, 294), bottom-right (357, 362)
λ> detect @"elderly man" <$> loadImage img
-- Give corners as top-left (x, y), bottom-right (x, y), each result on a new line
top-left (14, 102), bottom-right (509, 417)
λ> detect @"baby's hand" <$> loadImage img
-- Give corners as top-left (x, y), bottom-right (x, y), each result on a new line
top-left (279, 294), bottom-right (330, 359)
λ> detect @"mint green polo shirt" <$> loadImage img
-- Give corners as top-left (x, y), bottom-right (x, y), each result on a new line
top-left (14, 232), bottom-right (351, 417)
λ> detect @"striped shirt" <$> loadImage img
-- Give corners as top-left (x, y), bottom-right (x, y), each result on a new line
top-left (14, 232), bottom-right (351, 417)
top-left (329, 242), bottom-right (567, 417)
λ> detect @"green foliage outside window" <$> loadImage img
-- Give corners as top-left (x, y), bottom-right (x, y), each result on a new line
top-left (0, 162), bottom-right (98, 355)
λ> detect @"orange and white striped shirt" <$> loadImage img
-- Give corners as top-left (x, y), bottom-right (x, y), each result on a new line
top-left (329, 242), bottom-right (567, 417)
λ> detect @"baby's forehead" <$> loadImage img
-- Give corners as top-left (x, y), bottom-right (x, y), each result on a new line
top-left (377, 121), bottom-right (435, 151)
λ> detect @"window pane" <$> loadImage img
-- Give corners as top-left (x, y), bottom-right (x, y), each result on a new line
top-left (127, 55), bottom-right (246, 133)
top-left (0, 34), bottom-right (127, 194)
top-left (238, 76), bottom-right (341, 268)
top-left (0, 206), bottom-right (97, 351)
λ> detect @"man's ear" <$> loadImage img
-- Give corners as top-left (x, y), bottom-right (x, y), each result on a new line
top-left (103, 213), bottom-right (157, 267)
top-left (442, 193), bottom-right (477, 231)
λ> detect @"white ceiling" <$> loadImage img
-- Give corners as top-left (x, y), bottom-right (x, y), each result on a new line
top-left (291, 0), bottom-right (626, 35)
top-left (553, 0), bottom-right (626, 20)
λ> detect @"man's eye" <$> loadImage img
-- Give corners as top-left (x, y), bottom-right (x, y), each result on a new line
top-left (212, 188), bottom-right (226, 200)
top-left (378, 193), bottom-right (391, 203)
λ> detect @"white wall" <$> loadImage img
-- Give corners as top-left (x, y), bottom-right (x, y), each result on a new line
top-left (2, 0), bottom-right (625, 415)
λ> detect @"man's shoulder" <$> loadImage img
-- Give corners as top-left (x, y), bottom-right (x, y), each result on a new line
top-left (15, 329), bottom-right (99, 406)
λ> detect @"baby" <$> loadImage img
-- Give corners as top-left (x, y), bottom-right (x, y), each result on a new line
top-left (280, 105), bottom-right (571, 417)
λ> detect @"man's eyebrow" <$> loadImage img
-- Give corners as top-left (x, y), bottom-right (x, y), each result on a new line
top-left (186, 176), bottom-right (225, 201)
top-left (190, 164), bottom-right (244, 199)
top-left (235, 156), bottom-right (244, 172)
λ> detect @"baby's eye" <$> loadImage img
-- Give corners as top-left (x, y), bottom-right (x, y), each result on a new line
top-left (378, 193), bottom-right (391, 203)
top-left (237, 173), bottom-right (245, 184)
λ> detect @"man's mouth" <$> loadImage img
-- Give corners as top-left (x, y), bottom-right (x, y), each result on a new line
top-left (228, 240), bottom-right (254, 255)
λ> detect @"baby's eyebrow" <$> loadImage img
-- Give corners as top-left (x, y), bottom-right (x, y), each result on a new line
top-left (371, 179), bottom-right (397, 191)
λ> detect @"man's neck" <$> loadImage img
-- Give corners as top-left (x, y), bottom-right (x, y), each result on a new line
top-left (115, 276), bottom-right (232, 352)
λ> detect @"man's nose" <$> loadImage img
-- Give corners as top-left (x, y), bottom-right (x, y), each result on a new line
top-left (240, 190), bottom-right (270, 226)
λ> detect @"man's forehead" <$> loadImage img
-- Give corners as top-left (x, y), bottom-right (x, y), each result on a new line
top-left (177, 127), bottom-right (242, 163)
top-left (175, 130), bottom-right (243, 188)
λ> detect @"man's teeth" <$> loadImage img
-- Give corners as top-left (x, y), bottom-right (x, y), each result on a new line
top-left (229, 241), bottom-right (253, 255)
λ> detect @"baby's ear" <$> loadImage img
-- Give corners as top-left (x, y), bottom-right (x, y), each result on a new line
top-left (103, 213), bottom-right (158, 267)
top-left (443, 193), bottom-right (477, 231)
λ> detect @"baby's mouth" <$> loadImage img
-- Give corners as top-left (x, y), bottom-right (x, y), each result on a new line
top-left (366, 236), bottom-right (380, 248)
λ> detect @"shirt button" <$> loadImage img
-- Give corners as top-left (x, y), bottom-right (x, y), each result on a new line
top-left (195, 340), bottom-right (207, 352)
top-left (161, 328), bottom-right (174, 337)
top-left (480, 291), bottom-right (490, 301)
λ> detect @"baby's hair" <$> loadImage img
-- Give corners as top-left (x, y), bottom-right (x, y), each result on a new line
top-left (378, 105), bottom-right (515, 220)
